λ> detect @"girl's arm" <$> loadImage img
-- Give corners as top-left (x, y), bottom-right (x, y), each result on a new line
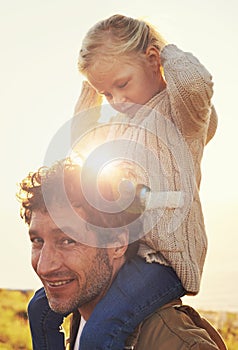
top-left (71, 81), bottom-right (111, 159)
top-left (160, 44), bottom-right (215, 139)
top-left (206, 105), bottom-right (218, 144)
top-left (71, 81), bottom-right (103, 147)
top-left (73, 81), bottom-right (102, 116)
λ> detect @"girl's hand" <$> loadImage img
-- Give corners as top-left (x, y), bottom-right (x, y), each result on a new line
top-left (74, 81), bottom-right (103, 116)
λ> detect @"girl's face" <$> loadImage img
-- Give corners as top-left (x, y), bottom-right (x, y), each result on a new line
top-left (87, 49), bottom-right (165, 115)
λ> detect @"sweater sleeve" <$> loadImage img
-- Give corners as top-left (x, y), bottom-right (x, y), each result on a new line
top-left (160, 44), bottom-right (214, 139)
top-left (71, 81), bottom-right (103, 147)
top-left (206, 105), bottom-right (218, 144)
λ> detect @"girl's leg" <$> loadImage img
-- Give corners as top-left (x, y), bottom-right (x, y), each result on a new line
top-left (80, 256), bottom-right (185, 350)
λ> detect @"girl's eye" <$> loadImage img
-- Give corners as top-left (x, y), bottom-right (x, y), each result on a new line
top-left (118, 81), bottom-right (128, 89)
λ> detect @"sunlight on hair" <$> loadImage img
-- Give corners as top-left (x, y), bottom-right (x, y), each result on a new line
top-left (70, 150), bottom-right (84, 167)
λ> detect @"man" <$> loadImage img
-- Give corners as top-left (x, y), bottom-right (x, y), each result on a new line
top-left (17, 158), bottom-right (226, 349)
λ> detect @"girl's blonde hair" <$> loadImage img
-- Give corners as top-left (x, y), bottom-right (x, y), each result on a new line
top-left (78, 14), bottom-right (166, 75)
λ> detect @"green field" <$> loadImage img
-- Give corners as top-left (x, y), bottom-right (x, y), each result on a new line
top-left (0, 289), bottom-right (237, 349)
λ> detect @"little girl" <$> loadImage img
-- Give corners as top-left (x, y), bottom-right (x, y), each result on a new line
top-left (28, 14), bottom-right (217, 349)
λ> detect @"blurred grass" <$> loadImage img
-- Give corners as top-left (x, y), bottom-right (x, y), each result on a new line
top-left (0, 289), bottom-right (70, 350)
top-left (0, 289), bottom-right (33, 350)
top-left (0, 289), bottom-right (236, 349)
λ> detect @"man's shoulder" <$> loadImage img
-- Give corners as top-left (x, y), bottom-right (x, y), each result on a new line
top-left (125, 301), bottom-right (226, 350)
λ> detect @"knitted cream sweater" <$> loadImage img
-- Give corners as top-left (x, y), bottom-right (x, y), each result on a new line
top-left (71, 44), bottom-right (217, 294)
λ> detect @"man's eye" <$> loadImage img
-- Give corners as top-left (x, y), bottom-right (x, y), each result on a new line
top-left (30, 237), bottom-right (43, 246)
top-left (61, 238), bottom-right (76, 246)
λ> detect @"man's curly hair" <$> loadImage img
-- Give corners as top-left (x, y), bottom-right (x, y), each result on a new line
top-left (17, 158), bottom-right (143, 256)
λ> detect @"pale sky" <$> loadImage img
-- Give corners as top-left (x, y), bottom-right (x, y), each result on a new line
top-left (1, 0), bottom-right (238, 311)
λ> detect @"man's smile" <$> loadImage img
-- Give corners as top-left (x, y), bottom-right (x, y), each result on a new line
top-left (46, 279), bottom-right (75, 288)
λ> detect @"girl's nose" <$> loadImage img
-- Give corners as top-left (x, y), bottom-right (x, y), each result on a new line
top-left (112, 94), bottom-right (129, 113)
top-left (112, 93), bottom-right (127, 105)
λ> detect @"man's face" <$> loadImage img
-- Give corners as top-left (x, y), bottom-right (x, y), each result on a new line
top-left (29, 209), bottom-right (114, 316)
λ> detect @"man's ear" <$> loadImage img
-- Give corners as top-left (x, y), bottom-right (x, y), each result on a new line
top-left (110, 230), bottom-right (129, 258)
top-left (145, 45), bottom-right (161, 73)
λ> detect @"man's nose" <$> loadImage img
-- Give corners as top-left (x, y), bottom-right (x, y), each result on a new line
top-left (36, 244), bottom-right (61, 276)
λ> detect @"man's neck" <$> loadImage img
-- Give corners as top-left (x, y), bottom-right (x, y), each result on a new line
top-left (78, 255), bottom-right (126, 320)
top-left (78, 294), bottom-right (102, 321)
